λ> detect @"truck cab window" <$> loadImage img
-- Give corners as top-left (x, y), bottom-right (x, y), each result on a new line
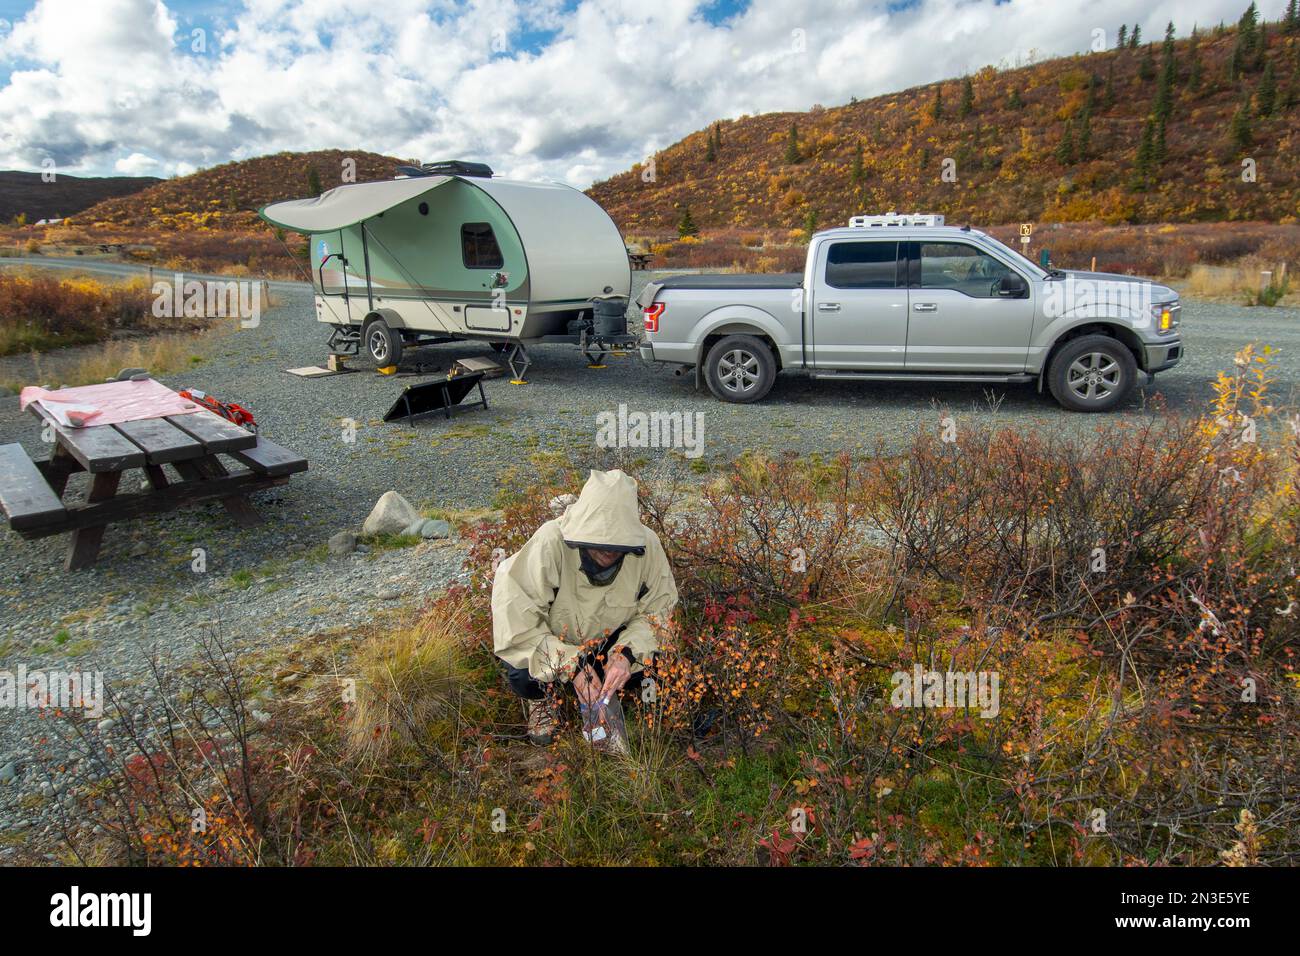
top-left (461, 222), bottom-right (504, 269)
top-left (918, 242), bottom-right (1014, 298)
top-left (825, 241), bottom-right (898, 289)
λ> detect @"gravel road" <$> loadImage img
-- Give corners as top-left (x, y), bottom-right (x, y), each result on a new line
top-left (1, 258), bottom-right (1297, 855)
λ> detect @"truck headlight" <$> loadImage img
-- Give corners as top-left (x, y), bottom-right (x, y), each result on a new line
top-left (1152, 300), bottom-right (1180, 334)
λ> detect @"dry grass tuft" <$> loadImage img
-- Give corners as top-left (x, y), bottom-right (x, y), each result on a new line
top-left (345, 595), bottom-right (476, 764)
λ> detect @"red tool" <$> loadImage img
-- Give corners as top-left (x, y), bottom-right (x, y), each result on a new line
top-left (179, 388), bottom-right (257, 431)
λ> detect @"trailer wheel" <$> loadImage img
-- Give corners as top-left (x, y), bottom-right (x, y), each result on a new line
top-left (364, 318), bottom-right (403, 366)
top-left (704, 334), bottom-right (776, 403)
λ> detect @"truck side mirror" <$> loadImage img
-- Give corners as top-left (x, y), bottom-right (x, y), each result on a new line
top-left (998, 273), bottom-right (1028, 298)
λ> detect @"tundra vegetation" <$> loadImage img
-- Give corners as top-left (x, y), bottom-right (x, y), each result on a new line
top-left (29, 347), bottom-right (1298, 866)
top-left (0, 272), bottom-right (220, 392)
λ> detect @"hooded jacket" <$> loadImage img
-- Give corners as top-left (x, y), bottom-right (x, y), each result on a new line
top-left (491, 470), bottom-right (678, 683)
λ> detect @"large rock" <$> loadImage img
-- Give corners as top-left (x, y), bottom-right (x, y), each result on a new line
top-left (421, 519), bottom-right (453, 539)
top-left (328, 531), bottom-right (357, 557)
top-left (363, 491), bottom-right (420, 536)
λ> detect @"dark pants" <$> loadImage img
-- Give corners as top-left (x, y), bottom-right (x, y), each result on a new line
top-left (504, 627), bottom-right (647, 701)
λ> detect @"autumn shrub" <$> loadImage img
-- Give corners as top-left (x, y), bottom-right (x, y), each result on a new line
top-left (37, 631), bottom-right (269, 866)
top-left (0, 272), bottom-right (178, 355)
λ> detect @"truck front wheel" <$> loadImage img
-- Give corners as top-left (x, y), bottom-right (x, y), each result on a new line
top-left (704, 334), bottom-right (776, 403)
top-left (1047, 334), bottom-right (1137, 412)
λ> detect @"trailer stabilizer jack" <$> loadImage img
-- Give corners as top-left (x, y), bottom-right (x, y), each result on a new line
top-left (506, 342), bottom-right (532, 384)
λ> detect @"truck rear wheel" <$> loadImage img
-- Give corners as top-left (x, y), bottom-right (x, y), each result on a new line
top-left (1047, 334), bottom-right (1137, 412)
top-left (704, 334), bottom-right (776, 403)
top-left (364, 317), bottom-right (403, 366)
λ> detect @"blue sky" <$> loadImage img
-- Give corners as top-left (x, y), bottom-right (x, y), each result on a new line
top-left (0, 0), bottom-right (1275, 185)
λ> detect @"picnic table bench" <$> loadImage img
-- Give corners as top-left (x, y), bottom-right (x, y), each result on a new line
top-left (627, 252), bottom-right (655, 270)
top-left (0, 385), bottom-right (307, 570)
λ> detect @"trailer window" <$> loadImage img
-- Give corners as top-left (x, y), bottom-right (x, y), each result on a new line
top-left (825, 241), bottom-right (898, 289)
top-left (461, 222), bottom-right (504, 269)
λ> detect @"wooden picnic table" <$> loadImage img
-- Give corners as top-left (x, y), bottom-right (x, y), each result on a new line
top-left (627, 252), bottom-right (655, 270)
top-left (0, 382), bottom-right (307, 570)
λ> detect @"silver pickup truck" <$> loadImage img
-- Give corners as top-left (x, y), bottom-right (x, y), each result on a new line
top-left (636, 214), bottom-right (1183, 412)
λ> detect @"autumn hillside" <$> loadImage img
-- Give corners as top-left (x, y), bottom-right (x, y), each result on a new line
top-left (0, 171), bottom-right (161, 224)
top-left (74, 150), bottom-right (406, 231)
top-left (588, 8), bottom-right (1300, 235)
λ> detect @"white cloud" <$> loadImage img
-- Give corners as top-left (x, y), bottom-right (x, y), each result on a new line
top-left (114, 151), bottom-right (163, 175)
top-left (0, 0), bottom-right (1272, 186)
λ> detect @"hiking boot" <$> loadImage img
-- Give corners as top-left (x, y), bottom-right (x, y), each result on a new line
top-left (525, 698), bottom-right (556, 745)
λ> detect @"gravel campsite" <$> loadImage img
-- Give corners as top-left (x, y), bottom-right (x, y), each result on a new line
top-left (1, 260), bottom-right (1298, 858)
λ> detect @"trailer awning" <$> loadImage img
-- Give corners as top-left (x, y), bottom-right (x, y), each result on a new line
top-left (258, 175), bottom-right (452, 233)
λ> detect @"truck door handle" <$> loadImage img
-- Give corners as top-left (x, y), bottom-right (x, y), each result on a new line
top-left (817, 302), bottom-right (841, 312)
top-left (913, 303), bottom-right (938, 312)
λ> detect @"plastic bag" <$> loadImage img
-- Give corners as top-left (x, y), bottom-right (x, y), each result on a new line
top-left (580, 695), bottom-right (629, 754)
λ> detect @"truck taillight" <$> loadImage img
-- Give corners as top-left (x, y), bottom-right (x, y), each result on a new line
top-left (643, 302), bottom-right (664, 333)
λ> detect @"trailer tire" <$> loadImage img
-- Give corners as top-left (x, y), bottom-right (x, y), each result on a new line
top-left (704, 334), bottom-right (776, 403)
top-left (1046, 334), bottom-right (1136, 412)
top-left (364, 317), bottom-right (403, 366)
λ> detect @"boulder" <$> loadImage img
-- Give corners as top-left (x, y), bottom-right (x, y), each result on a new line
top-left (328, 531), bottom-right (357, 557)
top-left (363, 491), bottom-right (420, 536)
top-left (421, 519), bottom-right (453, 539)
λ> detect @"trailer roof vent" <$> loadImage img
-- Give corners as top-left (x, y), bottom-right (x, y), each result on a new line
top-left (395, 160), bottom-right (494, 179)
top-left (848, 212), bottom-right (945, 228)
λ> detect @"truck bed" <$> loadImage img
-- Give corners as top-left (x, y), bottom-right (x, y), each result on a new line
top-left (653, 272), bottom-right (802, 290)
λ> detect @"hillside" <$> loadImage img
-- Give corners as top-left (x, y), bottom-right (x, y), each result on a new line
top-left (589, 13), bottom-right (1300, 235)
top-left (0, 171), bottom-right (160, 224)
top-left (73, 149), bottom-right (406, 230)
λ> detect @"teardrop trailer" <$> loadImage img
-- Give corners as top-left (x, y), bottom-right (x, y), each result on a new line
top-left (258, 162), bottom-right (635, 382)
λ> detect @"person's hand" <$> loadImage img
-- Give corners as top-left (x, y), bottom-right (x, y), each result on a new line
top-left (599, 653), bottom-right (633, 702)
top-left (573, 665), bottom-right (602, 706)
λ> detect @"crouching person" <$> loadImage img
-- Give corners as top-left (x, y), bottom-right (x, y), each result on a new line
top-left (491, 469), bottom-right (678, 745)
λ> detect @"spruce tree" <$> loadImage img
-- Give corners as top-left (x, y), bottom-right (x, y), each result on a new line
top-left (1131, 24), bottom-right (1142, 48)
top-left (1056, 120), bottom-right (1076, 164)
top-left (1258, 60), bottom-right (1277, 116)
top-left (960, 76), bottom-right (975, 116)
top-left (784, 122), bottom-right (802, 164)
top-left (1132, 119), bottom-right (1155, 189)
top-left (1231, 94), bottom-right (1254, 148)
top-left (1287, 0), bottom-right (1299, 34)
top-left (1117, 24), bottom-right (1128, 47)
top-left (851, 139), bottom-right (865, 182)
top-left (1139, 43), bottom-right (1157, 81)
top-left (1077, 107), bottom-right (1093, 157)
top-left (930, 85), bottom-right (943, 119)
top-left (677, 206), bottom-right (699, 238)
top-left (306, 166), bottom-right (322, 197)
top-left (705, 129), bottom-right (717, 162)
top-left (1007, 88), bottom-right (1024, 109)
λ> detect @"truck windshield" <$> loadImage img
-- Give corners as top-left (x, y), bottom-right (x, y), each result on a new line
top-left (984, 236), bottom-right (1049, 279)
